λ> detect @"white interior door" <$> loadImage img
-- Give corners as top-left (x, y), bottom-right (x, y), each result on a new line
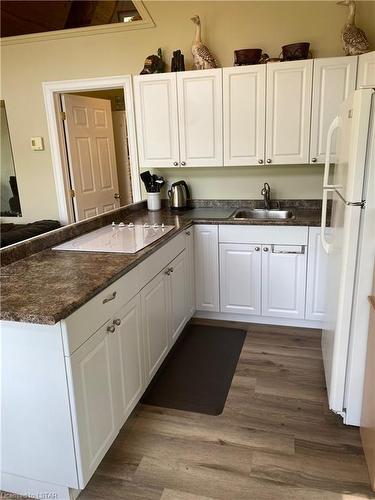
top-left (223, 65), bottom-right (266, 166)
top-left (177, 69), bottom-right (223, 167)
top-left (62, 94), bottom-right (120, 221)
top-left (310, 56), bottom-right (357, 164)
top-left (266, 60), bottom-right (313, 165)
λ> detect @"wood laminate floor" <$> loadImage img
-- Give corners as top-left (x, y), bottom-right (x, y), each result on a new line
top-left (3, 320), bottom-right (373, 500)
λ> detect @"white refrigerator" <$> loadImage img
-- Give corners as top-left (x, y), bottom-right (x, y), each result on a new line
top-left (321, 88), bottom-right (375, 426)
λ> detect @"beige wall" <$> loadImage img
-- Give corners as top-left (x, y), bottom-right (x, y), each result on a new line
top-left (1, 1), bottom-right (375, 222)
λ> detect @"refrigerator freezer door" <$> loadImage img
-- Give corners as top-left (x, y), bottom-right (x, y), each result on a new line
top-left (321, 89), bottom-right (373, 417)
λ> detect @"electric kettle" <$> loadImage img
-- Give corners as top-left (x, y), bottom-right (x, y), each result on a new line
top-left (168, 180), bottom-right (190, 210)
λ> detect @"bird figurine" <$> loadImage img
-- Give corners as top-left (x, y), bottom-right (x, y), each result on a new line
top-left (337, 0), bottom-right (369, 56)
top-left (190, 15), bottom-right (217, 70)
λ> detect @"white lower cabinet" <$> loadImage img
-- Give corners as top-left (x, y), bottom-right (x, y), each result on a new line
top-left (141, 268), bottom-right (170, 383)
top-left (169, 251), bottom-right (188, 344)
top-left (220, 243), bottom-right (261, 315)
top-left (262, 245), bottom-right (307, 319)
top-left (112, 295), bottom-right (144, 423)
top-left (67, 322), bottom-right (118, 487)
top-left (305, 227), bottom-right (329, 321)
top-left (195, 225), bottom-right (219, 312)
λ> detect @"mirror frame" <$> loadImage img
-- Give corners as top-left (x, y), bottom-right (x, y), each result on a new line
top-left (0, 1), bottom-right (154, 46)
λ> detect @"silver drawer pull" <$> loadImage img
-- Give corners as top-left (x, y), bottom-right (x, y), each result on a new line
top-left (271, 245), bottom-right (305, 254)
top-left (107, 325), bottom-right (116, 334)
top-left (113, 318), bottom-right (121, 326)
top-left (103, 291), bottom-right (117, 304)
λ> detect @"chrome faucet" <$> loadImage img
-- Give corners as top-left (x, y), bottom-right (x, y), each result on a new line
top-left (261, 182), bottom-right (271, 210)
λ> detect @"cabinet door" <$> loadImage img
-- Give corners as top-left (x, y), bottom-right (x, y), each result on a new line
top-left (266, 60), bottom-right (313, 164)
top-left (133, 73), bottom-right (180, 168)
top-left (310, 56), bottom-right (357, 164)
top-left (223, 65), bottom-right (266, 166)
top-left (185, 228), bottom-right (195, 317)
top-left (141, 269), bottom-right (170, 382)
top-left (112, 295), bottom-right (144, 426)
top-left (262, 245), bottom-right (307, 319)
top-left (68, 323), bottom-right (117, 487)
top-left (177, 69), bottom-right (223, 167)
top-left (195, 224), bottom-right (219, 311)
top-left (169, 251), bottom-right (188, 344)
top-left (220, 243), bottom-right (261, 315)
top-left (305, 227), bottom-right (330, 321)
top-left (357, 51), bottom-right (375, 88)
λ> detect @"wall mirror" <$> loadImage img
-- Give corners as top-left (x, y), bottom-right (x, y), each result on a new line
top-left (1, 101), bottom-right (22, 218)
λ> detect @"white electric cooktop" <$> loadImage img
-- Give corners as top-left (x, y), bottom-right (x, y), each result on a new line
top-left (53, 222), bottom-right (174, 254)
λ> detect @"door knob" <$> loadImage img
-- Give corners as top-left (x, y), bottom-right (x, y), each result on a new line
top-left (181, 161), bottom-right (186, 166)
top-left (114, 193), bottom-right (120, 199)
top-left (266, 159), bottom-right (272, 164)
top-left (107, 325), bottom-right (116, 333)
top-left (311, 158), bottom-right (317, 163)
top-left (113, 318), bottom-right (121, 326)
top-left (173, 161), bottom-right (178, 166)
top-left (258, 159), bottom-right (264, 164)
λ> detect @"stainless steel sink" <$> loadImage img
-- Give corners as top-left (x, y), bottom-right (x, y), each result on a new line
top-left (232, 209), bottom-right (294, 220)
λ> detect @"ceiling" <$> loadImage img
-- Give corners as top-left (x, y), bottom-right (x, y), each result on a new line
top-left (1, 1), bottom-right (141, 38)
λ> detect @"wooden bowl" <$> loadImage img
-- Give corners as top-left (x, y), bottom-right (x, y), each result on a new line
top-left (281, 42), bottom-right (310, 61)
top-left (234, 49), bottom-right (262, 66)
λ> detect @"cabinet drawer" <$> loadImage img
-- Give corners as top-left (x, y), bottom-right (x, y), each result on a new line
top-left (219, 225), bottom-right (308, 245)
top-left (61, 266), bottom-right (141, 356)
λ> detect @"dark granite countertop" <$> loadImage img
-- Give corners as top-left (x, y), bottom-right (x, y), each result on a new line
top-left (0, 202), bottom-right (323, 325)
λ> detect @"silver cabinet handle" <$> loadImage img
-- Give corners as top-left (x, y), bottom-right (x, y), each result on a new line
top-left (266, 159), bottom-right (272, 164)
top-left (311, 158), bottom-right (317, 163)
top-left (114, 193), bottom-right (120, 200)
top-left (107, 325), bottom-right (116, 333)
top-left (103, 291), bottom-right (117, 304)
top-left (185, 230), bottom-right (191, 236)
top-left (168, 267), bottom-right (174, 273)
top-left (263, 247), bottom-right (269, 252)
top-left (258, 159), bottom-right (264, 164)
top-left (255, 246), bottom-right (260, 251)
top-left (181, 161), bottom-right (186, 166)
top-left (173, 161), bottom-right (178, 166)
top-left (113, 318), bottom-right (121, 326)
top-left (165, 269), bottom-right (171, 276)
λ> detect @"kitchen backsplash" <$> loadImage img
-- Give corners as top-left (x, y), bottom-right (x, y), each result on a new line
top-left (150, 165), bottom-right (324, 200)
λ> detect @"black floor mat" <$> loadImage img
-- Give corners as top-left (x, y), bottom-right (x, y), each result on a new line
top-left (141, 323), bottom-right (246, 415)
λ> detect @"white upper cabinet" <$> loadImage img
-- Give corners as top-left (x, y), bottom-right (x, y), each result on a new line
top-left (266, 60), bottom-right (313, 165)
top-left (310, 56), bottom-right (357, 164)
top-left (177, 69), bottom-right (223, 167)
top-left (133, 73), bottom-right (179, 168)
top-left (223, 65), bottom-right (266, 166)
top-left (357, 51), bottom-right (375, 88)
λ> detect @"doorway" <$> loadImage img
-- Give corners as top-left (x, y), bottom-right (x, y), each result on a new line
top-left (43, 75), bottom-right (141, 225)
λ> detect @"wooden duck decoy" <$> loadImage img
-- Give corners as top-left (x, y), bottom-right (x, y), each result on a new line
top-left (190, 15), bottom-right (217, 70)
top-left (337, 0), bottom-right (369, 55)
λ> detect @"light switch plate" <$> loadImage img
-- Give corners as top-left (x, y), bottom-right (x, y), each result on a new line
top-left (31, 137), bottom-right (44, 151)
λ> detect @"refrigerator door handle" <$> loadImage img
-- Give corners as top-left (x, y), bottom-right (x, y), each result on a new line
top-left (334, 189), bottom-right (366, 208)
top-left (321, 188), bottom-right (333, 254)
top-left (323, 116), bottom-right (342, 190)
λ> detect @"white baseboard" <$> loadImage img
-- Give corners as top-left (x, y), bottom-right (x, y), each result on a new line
top-left (193, 310), bottom-right (323, 329)
top-left (1, 472), bottom-right (80, 500)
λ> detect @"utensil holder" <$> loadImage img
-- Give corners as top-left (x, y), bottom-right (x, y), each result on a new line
top-left (147, 192), bottom-right (161, 211)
